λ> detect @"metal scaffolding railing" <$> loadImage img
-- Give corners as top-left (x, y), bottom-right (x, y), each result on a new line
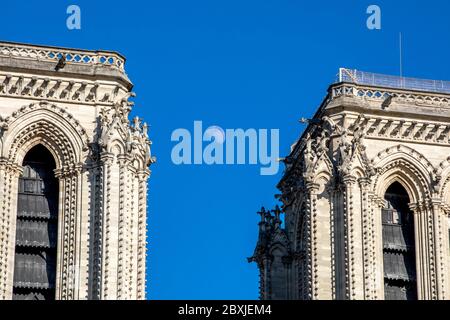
top-left (338, 68), bottom-right (450, 95)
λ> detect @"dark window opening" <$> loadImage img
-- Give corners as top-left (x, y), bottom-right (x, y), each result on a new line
top-left (13, 145), bottom-right (58, 300)
top-left (382, 181), bottom-right (417, 300)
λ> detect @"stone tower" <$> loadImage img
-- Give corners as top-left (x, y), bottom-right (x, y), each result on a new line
top-left (0, 41), bottom-right (154, 300)
top-left (250, 68), bottom-right (450, 300)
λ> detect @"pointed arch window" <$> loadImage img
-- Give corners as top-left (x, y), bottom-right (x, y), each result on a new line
top-left (12, 145), bottom-right (59, 300)
top-left (382, 182), bottom-right (417, 300)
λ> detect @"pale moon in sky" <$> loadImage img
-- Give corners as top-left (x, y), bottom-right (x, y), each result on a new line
top-left (205, 125), bottom-right (225, 144)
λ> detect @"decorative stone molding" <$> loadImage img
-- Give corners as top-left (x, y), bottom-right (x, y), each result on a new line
top-left (371, 146), bottom-right (433, 203)
top-left (331, 83), bottom-right (450, 108)
top-left (2, 102), bottom-right (89, 167)
top-left (0, 42), bottom-right (125, 71)
top-left (349, 114), bottom-right (450, 146)
top-left (0, 73), bottom-right (126, 105)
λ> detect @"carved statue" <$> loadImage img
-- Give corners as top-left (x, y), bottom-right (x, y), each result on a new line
top-left (34, 79), bottom-right (50, 97)
top-left (72, 82), bottom-right (87, 101)
top-left (9, 76), bottom-right (23, 94)
top-left (0, 75), bottom-right (11, 94)
top-left (316, 130), bottom-right (329, 154)
top-left (47, 80), bottom-right (61, 98)
top-left (142, 122), bottom-right (149, 139)
top-left (133, 116), bottom-right (141, 130)
top-left (86, 84), bottom-right (98, 102)
top-left (21, 77), bottom-right (37, 96)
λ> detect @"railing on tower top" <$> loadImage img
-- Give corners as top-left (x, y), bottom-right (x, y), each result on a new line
top-left (339, 68), bottom-right (450, 95)
top-left (0, 41), bottom-right (125, 71)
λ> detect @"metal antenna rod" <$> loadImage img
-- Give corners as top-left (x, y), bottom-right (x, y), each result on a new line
top-left (399, 32), bottom-right (403, 78)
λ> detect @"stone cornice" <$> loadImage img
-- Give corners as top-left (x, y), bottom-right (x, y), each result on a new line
top-left (0, 72), bottom-right (127, 106)
top-left (0, 41), bottom-right (125, 71)
top-left (330, 82), bottom-right (450, 108)
top-left (0, 41), bottom-right (132, 89)
top-left (349, 113), bottom-right (450, 146)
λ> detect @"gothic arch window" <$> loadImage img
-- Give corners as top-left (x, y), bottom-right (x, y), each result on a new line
top-left (12, 145), bottom-right (59, 300)
top-left (382, 182), bottom-right (417, 300)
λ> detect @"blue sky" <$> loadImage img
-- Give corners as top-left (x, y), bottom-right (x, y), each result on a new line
top-left (1, 0), bottom-right (450, 299)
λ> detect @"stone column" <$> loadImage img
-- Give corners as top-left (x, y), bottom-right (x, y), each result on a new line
top-left (368, 194), bottom-right (385, 300)
top-left (409, 203), bottom-right (439, 300)
top-left (328, 188), bottom-right (336, 300)
top-left (331, 183), bottom-right (346, 300)
top-left (359, 177), bottom-right (372, 300)
top-left (443, 208), bottom-right (450, 300)
top-left (73, 164), bottom-right (86, 300)
top-left (99, 152), bottom-right (115, 299)
top-left (116, 154), bottom-right (129, 299)
top-left (127, 158), bottom-right (138, 300)
top-left (292, 250), bottom-right (301, 300)
top-left (282, 256), bottom-right (293, 299)
top-left (0, 161), bottom-right (22, 300)
top-left (293, 196), bottom-right (310, 300)
top-left (0, 160), bottom-right (6, 299)
top-left (136, 169), bottom-right (149, 299)
top-left (90, 163), bottom-right (103, 300)
top-left (410, 203), bottom-right (424, 299)
top-left (430, 199), bottom-right (448, 299)
top-left (305, 182), bottom-right (319, 300)
top-left (341, 175), bottom-right (362, 300)
top-left (262, 256), bottom-right (272, 300)
top-left (55, 164), bottom-right (82, 300)
top-left (310, 177), bottom-right (333, 300)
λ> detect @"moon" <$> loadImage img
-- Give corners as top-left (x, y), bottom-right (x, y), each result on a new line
top-left (205, 125), bottom-right (225, 144)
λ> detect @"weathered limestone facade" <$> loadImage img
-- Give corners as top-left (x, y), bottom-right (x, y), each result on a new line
top-left (0, 42), bottom-right (154, 300)
top-left (250, 69), bottom-right (450, 300)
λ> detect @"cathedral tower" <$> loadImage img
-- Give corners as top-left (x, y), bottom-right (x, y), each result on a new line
top-left (250, 68), bottom-right (450, 300)
top-left (0, 41), bottom-right (154, 300)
